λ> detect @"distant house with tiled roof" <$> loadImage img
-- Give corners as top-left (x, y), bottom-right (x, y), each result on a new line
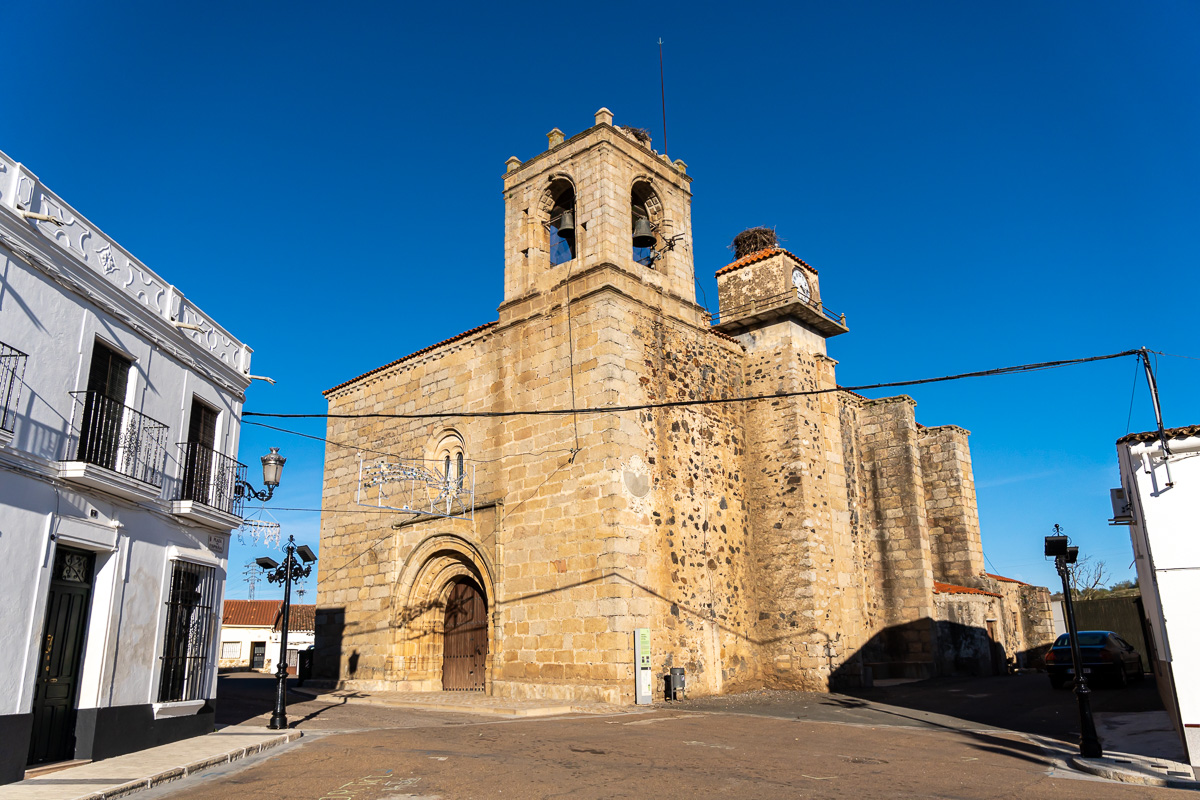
top-left (219, 600), bottom-right (315, 675)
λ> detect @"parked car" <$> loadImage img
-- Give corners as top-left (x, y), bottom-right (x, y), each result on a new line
top-left (1044, 630), bottom-right (1144, 689)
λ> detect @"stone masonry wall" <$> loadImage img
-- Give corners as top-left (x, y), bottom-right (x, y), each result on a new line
top-left (316, 324), bottom-right (506, 689)
top-left (853, 397), bottom-right (937, 668)
top-left (918, 425), bottom-right (986, 582)
top-left (633, 312), bottom-right (755, 695)
top-left (738, 328), bottom-right (868, 690)
top-left (716, 251), bottom-right (821, 326)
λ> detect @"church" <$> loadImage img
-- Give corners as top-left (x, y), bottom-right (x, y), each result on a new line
top-left (314, 108), bottom-right (1053, 703)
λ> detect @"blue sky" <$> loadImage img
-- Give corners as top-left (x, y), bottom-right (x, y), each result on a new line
top-left (4, 2), bottom-right (1196, 599)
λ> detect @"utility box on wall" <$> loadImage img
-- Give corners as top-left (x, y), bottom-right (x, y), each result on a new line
top-left (635, 628), bottom-right (652, 705)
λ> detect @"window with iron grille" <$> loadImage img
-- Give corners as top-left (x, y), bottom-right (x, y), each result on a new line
top-left (0, 341), bottom-right (28, 434)
top-left (221, 641), bottom-right (240, 660)
top-left (158, 560), bottom-right (217, 702)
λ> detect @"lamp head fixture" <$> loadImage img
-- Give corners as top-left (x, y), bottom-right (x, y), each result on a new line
top-left (261, 447), bottom-right (286, 488)
top-left (1044, 535), bottom-right (1069, 558)
top-left (255, 556), bottom-right (280, 570)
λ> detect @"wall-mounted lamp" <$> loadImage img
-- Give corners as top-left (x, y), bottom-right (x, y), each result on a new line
top-left (236, 447), bottom-right (286, 502)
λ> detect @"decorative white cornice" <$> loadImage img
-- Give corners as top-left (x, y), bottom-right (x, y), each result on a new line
top-left (0, 151), bottom-right (252, 398)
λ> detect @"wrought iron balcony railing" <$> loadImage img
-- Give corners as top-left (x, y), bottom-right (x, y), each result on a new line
top-left (69, 390), bottom-right (170, 487)
top-left (0, 341), bottom-right (28, 434)
top-left (706, 288), bottom-right (847, 328)
top-left (177, 441), bottom-right (247, 517)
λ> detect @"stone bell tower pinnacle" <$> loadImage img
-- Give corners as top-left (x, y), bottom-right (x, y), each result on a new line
top-left (498, 108), bottom-right (702, 326)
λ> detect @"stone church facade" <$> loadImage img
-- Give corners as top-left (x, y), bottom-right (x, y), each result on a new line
top-left (314, 108), bottom-right (1053, 703)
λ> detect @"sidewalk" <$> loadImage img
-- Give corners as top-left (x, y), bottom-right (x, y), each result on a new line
top-left (0, 726), bottom-right (301, 800)
top-left (1070, 710), bottom-right (1198, 790)
top-left (290, 683), bottom-right (629, 717)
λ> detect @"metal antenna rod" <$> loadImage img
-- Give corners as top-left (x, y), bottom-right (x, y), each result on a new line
top-left (659, 38), bottom-right (668, 158)
top-left (1140, 347), bottom-right (1174, 487)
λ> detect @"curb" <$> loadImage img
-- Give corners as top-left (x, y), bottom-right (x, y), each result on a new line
top-left (1069, 755), bottom-right (1199, 791)
top-left (290, 687), bottom-right (582, 718)
top-left (76, 731), bottom-right (303, 800)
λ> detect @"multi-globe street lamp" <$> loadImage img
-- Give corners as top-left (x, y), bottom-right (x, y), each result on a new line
top-left (256, 536), bottom-right (316, 730)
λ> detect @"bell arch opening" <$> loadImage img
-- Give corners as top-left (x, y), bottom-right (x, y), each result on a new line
top-left (631, 179), bottom-right (662, 267)
top-left (541, 177), bottom-right (577, 266)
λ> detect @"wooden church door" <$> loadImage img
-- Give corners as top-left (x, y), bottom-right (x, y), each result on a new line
top-left (441, 580), bottom-right (487, 691)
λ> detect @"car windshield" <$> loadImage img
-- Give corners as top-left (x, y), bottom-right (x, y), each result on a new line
top-left (1054, 632), bottom-right (1108, 647)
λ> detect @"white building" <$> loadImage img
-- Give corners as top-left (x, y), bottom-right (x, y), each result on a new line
top-left (0, 151), bottom-right (254, 782)
top-left (218, 600), bottom-right (315, 675)
top-left (1114, 424), bottom-right (1200, 766)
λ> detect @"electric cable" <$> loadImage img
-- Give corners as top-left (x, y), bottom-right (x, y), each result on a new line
top-left (1125, 357), bottom-right (1140, 435)
top-left (243, 419), bottom-right (576, 464)
top-left (245, 348), bottom-right (1141, 422)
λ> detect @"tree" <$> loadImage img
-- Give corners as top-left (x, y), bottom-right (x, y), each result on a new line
top-left (1069, 556), bottom-right (1109, 600)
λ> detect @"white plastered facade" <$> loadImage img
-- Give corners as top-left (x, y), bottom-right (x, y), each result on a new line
top-left (0, 150), bottom-right (253, 779)
top-left (1116, 429), bottom-right (1200, 766)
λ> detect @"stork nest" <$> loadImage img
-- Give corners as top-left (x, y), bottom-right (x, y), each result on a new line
top-left (621, 126), bottom-right (652, 145)
top-left (731, 227), bottom-right (778, 259)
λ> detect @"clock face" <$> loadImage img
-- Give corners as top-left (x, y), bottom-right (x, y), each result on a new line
top-left (792, 267), bottom-right (811, 301)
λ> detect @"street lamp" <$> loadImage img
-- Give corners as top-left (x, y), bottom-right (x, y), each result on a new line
top-left (237, 447), bottom-right (287, 502)
top-left (257, 535), bottom-right (316, 730)
top-left (1045, 525), bottom-right (1103, 758)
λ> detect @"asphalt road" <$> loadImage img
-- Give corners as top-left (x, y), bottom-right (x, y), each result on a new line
top-left (143, 672), bottom-right (1185, 800)
top-left (681, 672), bottom-right (1165, 742)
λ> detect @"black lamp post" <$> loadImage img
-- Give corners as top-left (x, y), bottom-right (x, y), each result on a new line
top-left (237, 447), bottom-right (287, 502)
top-left (256, 535), bottom-right (316, 730)
top-left (1045, 526), bottom-right (1103, 758)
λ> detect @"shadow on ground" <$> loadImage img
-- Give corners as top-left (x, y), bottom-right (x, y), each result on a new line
top-left (215, 672), bottom-right (307, 727)
top-left (842, 672), bottom-right (1164, 742)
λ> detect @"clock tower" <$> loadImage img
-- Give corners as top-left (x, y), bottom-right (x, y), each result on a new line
top-left (712, 243), bottom-right (848, 354)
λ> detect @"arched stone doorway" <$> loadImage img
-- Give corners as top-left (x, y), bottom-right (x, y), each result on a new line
top-left (441, 578), bottom-right (487, 691)
top-left (392, 535), bottom-right (496, 693)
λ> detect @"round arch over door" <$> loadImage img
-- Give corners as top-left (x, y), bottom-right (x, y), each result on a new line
top-left (441, 578), bottom-right (487, 691)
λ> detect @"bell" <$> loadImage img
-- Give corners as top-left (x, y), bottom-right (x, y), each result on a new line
top-left (632, 217), bottom-right (656, 248)
top-left (556, 210), bottom-right (575, 239)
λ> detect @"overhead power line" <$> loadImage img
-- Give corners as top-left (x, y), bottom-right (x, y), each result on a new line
top-left (245, 349), bottom-right (1142, 422)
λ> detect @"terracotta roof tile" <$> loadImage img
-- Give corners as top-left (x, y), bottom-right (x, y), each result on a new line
top-left (223, 600), bottom-right (284, 627)
top-left (1117, 424), bottom-right (1200, 446)
top-left (714, 247), bottom-right (818, 278)
top-left (986, 573), bottom-right (1029, 586)
top-left (275, 604), bottom-right (315, 633)
top-left (933, 581), bottom-right (1002, 599)
top-left (222, 600), bottom-right (317, 632)
top-left (707, 327), bottom-right (744, 347)
top-left (324, 321), bottom-right (498, 396)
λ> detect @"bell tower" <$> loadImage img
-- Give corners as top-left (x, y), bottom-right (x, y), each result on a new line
top-left (499, 108), bottom-right (701, 325)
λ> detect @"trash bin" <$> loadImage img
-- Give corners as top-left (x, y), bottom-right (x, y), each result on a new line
top-left (297, 649), bottom-right (313, 686)
top-left (668, 667), bottom-right (686, 701)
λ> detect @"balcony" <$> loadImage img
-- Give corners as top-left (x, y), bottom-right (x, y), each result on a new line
top-left (59, 391), bottom-right (170, 502)
top-left (171, 442), bottom-right (247, 530)
top-left (0, 341), bottom-right (28, 441)
top-left (710, 288), bottom-right (849, 338)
